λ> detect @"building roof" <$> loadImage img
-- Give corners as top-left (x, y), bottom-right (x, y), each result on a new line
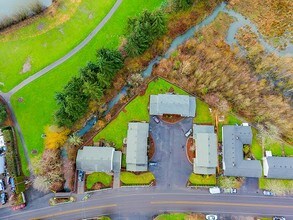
top-left (76, 146), bottom-right (114, 172)
top-left (149, 94), bottom-right (196, 117)
top-left (222, 125), bottom-right (262, 178)
top-left (193, 125), bottom-right (218, 175)
top-left (0, 155), bottom-right (5, 174)
top-left (126, 123), bottom-right (149, 172)
top-left (264, 156), bottom-right (293, 179)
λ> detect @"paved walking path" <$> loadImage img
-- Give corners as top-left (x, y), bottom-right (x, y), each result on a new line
top-left (0, 0), bottom-right (122, 174)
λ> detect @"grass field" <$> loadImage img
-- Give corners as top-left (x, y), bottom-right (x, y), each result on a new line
top-left (154, 213), bottom-right (188, 220)
top-left (11, 0), bottom-right (165, 159)
top-left (218, 176), bottom-right (243, 189)
top-left (259, 178), bottom-right (293, 195)
top-left (0, 0), bottom-right (116, 92)
top-left (94, 78), bottom-right (187, 149)
top-left (193, 99), bottom-right (213, 124)
top-left (217, 113), bottom-right (242, 142)
top-left (188, 173), bottom-right (216, 186)
top-left (120, 172), bottom-right (155, 185)
top-left (15, 130), bottom-right (30, 176)
top-left (86, 172), bottom-right (112, 189)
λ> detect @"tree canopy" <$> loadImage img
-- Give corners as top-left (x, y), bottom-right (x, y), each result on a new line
top-left (0, 103), bottom-right (7, 124)
top-left (125, 10), bottom-right (166, 57)
top-left (55, 48), bottom-right (124, 127)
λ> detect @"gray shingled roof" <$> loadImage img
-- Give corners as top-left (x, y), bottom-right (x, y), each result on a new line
top-left (149, 94), bottom-right (196, 117)
top-left (222, 125), bottom-right (262, 178)
top-left (264, 156), bottom-right (293, 179)
top-left (193, 125), bottom-right (218, 175)
top-left (126, 123), bottom-right (149, 172)
top-left (76, 146), bottom-right (114, 172)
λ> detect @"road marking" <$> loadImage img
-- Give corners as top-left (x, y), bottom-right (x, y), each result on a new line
top-left (31, 204), bottom-right (117, 219)
top-left (151, 201), bottom-right (293, 209)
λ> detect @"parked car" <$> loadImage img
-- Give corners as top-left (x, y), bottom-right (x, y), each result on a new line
top-left (230, 188), bottom-right (237, 193)
top-left (10, 177), bottom-right (15, 192)
top-left (78, 170), bottom-right (85, 182)
top-left (0, 147), bottom-right (6, 156)
top-left (184, 128), bottom-right (193, 137)
top-left (206, 214), bottom-right (218, 220)
top-left (273, 217), bottom-right (286, 220)
top-left (149, 161), bottom-right (158, 167)
top-left (223, 188), bottom-right (236, 194)
top-left (152, 116), bottom-right (160, 124)
top-left (263, 190), bottom-right (274, 196)
top-left (0, 192), bottom-right (7, 205)
top-left (0, 179), bottom-right (5, 191)
top-left (209, 187), bottom-right (221, 194)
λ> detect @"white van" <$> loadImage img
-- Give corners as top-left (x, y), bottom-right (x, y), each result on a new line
top-left (209, 187), bottom-right (221, 194)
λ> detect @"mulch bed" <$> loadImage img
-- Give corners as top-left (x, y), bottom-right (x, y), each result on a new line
top-left (187, 138), bottom-right (195, 164)
top-left (161, 114), bottom-right (183, 123)
top-left (148, 135), bottom-right (155, 160)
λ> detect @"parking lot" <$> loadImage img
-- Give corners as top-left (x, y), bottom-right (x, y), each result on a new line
top-left (149, 117), bottom-right (193, 189)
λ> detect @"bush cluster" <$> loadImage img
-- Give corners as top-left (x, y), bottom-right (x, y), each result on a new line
top-left (55, 48), bottom-right (124, 127)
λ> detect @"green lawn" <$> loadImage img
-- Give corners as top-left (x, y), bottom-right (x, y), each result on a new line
top-left (251, 128), bottom-right (263, 160)
top-left (264, 138), bottom-right (293, 157)
top-left (86, 172), bottom-right (112, 189)
top-left (0, 0), bottom-right (116, 92)
top-left (94, 78), bottom-right (187, 149)
top-left (11, 0), bottom-right (165, 159)
top-left (155, 213), bottom-right (188, 220)
top-left (15, 130), bottom-right (30, 176)
top-left (259, 178), bottom-right (293, 195)
top-left (193, 99), bottom-right (213, 124)
top-left (120, 172), bottom-right (155, 185)
top-left (188, 173), bottom-right (216, 186)
top-left (218, 176), bottom-right (243, 189)
top-left (217, 113), bottom-right (242, 142)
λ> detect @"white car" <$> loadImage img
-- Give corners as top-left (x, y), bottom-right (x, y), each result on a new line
top-left (206, 214), bottom-right (218, 220)
top-left (184, 128), bottom-right (193, 137)
top-left (209, 187), bottom-right (221, 194)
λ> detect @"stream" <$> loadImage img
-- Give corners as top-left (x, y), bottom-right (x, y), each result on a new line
top-left (77, 2), bottom-right (293, 136)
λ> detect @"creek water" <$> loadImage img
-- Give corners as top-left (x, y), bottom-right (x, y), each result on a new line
top-left (0, 0), bottom-right (52, 21)
top-left (77, 2), bottom-right (293, 137)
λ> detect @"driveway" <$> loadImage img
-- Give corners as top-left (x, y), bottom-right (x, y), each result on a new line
top-left (149, 117), bottom-right (193, 189)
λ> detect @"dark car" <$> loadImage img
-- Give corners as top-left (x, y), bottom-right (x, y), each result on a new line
top-left (78, 170), bottom-right (85, 182)
top-left (273, 217), bottom-right (286, 220)
top-left (149, 161), bottom-right (158, 167)
top-left (0, 192), bottom-right (7, 205)
top-left (152, 116), bottom-right (160, 124)
top-left (0, 179), bottom-right (5, 191)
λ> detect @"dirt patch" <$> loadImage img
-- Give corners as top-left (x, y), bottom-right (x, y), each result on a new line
top-left (161, 114), bottom-right (183, 124)
top-left (62, 159), bottom-right (75, 191)
top-left (148, 135), bottom-right (155, 160)
top-left (37, 23), bottom-right (45, 31)
top-left (21, 57), bottom-right (31, 73)
top-left (187, 138), bottom-right (195, 164)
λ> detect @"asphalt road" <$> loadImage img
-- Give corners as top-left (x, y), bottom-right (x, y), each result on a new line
top-left (149, 117), bottom-right (193, 189)
top-left (1, 188), bottom-right (293, 220)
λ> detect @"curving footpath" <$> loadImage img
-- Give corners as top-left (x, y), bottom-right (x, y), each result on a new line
top-left (0, 188), bottom-right (293, 220)
top-left (0, 0), bottom-right (122, 172)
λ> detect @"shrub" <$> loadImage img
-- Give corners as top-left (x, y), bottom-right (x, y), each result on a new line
top-left (0, 104), bottom-right (7, 124)
top-left (86, 172), bottom-right (112, 189)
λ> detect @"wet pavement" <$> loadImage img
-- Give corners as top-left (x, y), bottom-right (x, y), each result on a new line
top-left (149, 117), bottom-right (193, 189)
